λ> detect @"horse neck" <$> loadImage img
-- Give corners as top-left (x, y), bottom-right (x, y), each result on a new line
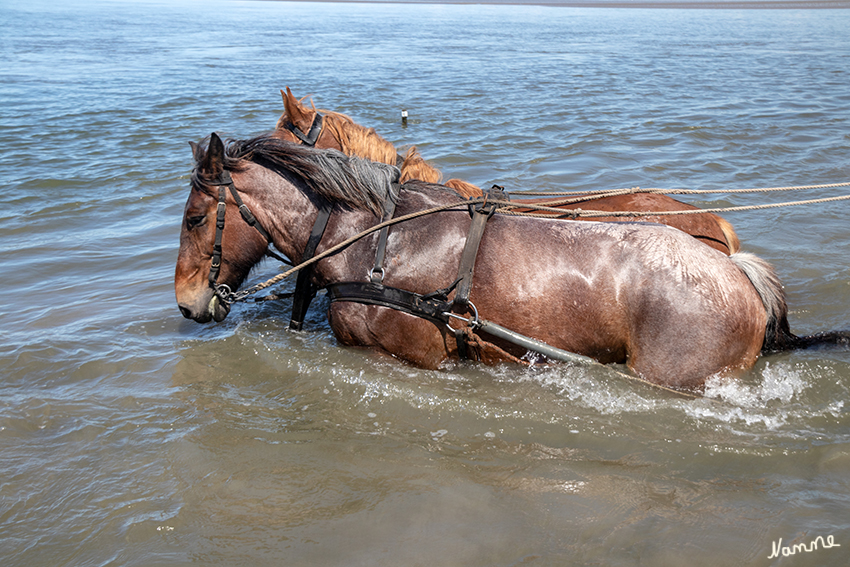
top-left (324, 113), bottom-right (454, 188)
top-left (235, 161), bottom-right (382, 272)
top-left (230, 163), bottom-right (325, 265)
top-left (322, 112), bottom-right (399, 166)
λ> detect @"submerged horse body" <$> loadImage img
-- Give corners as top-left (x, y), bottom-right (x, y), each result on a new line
top-left (176, 134), bottom-right (837, 391)
top-left (275, 87), bottom-right (741, 255)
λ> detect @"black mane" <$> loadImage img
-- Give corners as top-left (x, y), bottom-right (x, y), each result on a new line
top-left (193, 133), bottom-right (400, 216)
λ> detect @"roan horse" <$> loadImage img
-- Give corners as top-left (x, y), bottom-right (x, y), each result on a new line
top-left (176, 133), bottom-right (845, 391)
top-left (275, 87), bottom-right (741, 255)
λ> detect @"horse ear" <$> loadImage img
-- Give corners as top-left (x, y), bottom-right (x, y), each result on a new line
top-left (282, 86), bottom-right (314, 133)
top-left (201, 132), bottom-right (225, 176)
top-left (282, 86), bottom-right (299, 113)
top-left (189, 141), bottom-right (203, 162)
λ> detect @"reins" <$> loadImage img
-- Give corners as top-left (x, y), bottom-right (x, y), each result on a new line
top-left (495, 183), bottom-right (850, 219)
top-left (216, 193), bottom-right (497, 305)
top-left (504, 181), bottom-right (850, 197)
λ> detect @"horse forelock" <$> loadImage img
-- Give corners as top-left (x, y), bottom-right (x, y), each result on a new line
top-left (195, 134), bottom-right (399, 216)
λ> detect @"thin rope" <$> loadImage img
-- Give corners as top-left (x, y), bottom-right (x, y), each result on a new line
top-left (499, 193), bottom-right (850, 218)
top-left (235, 190), bottom-right (850, 299)
top-left (508, 181), bottom-right (850, 197)
top-left (230, 197), bottom-right (491, 301)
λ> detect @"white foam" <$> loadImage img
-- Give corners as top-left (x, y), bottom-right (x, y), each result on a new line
top-left (687, 361), bottom-right (840, 433)
top-left (703, 361), bottom-right (807, 407)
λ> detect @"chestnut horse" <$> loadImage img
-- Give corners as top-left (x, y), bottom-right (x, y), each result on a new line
top-left (275, 87), bottom-right (740, 255)
top-left (175, 133), bottom-right (848, 391)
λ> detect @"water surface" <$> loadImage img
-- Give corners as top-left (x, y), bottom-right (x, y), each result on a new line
top-left (1, 1), bottom-right (849, 565)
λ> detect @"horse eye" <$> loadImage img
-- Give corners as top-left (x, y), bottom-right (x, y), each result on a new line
top-left (186, 214), bottom-right (207, 229)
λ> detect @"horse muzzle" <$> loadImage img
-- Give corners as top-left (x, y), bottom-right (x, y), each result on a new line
top-left (178, 292), bottom-right (230, 323)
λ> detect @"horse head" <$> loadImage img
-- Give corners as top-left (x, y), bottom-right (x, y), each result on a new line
top-left (274, 87), bottom-right (343, 151)
top-left (275, 87), bottom-right (483, 197)
top-left (175, 133), bottom-right (270, 323)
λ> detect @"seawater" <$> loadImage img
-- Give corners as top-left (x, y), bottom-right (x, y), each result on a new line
top-left (1, 0), bottom-right (849, 565)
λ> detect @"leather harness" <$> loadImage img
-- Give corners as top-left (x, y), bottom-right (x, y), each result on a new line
top-left (204, 169), bottom-right (617, 380)
top-left (209, 168), bottom-right (504, 358)
top-left (199, 129), bottom-right (696, 395)
top-left (322, 184), bottom-right (508, 359)
top-left (210, 115), bottom-right (506, 358)
top-left (207, 170), bottom-right (291, 297)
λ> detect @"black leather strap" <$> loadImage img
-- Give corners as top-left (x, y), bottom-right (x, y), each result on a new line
top-left (208, 185), bottom-right (228, 288)
top-left (453, 203), bottom-right (494, 308)
top-left (370, 184), bottom-right (399, 284)
top-left (453, 185), bottom-right (507, 308)
top-left (208, 170), bottom-right (278, 290)
top-left (326, 282), bottom-right (452, 328)
top-left (283, 113), bottom-right (324, 147)
top-left (289, 199), bottom-right (333, 330)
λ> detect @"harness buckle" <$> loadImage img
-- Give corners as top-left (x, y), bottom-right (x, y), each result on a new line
top-left (369, 267), bottom-right (386, 283)
top-left (238, 204), bottom-right (258, 226)
top-left (467, 185), bottom-right (507, 219)
top-left (443, 301), bottom-right (480, 332)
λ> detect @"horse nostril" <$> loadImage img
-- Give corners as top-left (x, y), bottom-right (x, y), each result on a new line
top-left (179, 305), bottom-right (193, 319)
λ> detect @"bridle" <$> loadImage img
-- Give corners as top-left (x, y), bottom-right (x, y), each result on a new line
top-left (205, 170), bottom-right (292, 303)
top-left (204, 168), bottom-right (333, 330)
top-left (281, 113), bottom-right (324, 146)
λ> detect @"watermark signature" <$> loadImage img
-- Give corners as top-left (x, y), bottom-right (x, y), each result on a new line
top-left (768, 535), bottom-right (840, 559)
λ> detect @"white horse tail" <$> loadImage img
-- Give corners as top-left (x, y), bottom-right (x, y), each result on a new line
top-left (730, 252), bottom-right (850, 351)
top-left (729, 252), bottom-right (795, 352)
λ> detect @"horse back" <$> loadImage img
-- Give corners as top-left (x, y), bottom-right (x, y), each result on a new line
top-left (470, 216), bottom-right (766, 388)
top-left (326, 184), bottom-right (766, 389)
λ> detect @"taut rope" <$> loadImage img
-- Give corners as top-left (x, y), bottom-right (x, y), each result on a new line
top-left (232, 182), bottom-right (850, 301)
top-left (505, 181), bottom-right (850, 197)
top-left (500, 193), bottom-right (850, 218)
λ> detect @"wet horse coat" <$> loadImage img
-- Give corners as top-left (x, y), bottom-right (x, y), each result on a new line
top-left (176, 134), bottom-right (778, 391)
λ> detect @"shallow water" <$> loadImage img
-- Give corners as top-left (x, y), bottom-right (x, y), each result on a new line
top-left (1, 0), bottom-right (849, 565)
